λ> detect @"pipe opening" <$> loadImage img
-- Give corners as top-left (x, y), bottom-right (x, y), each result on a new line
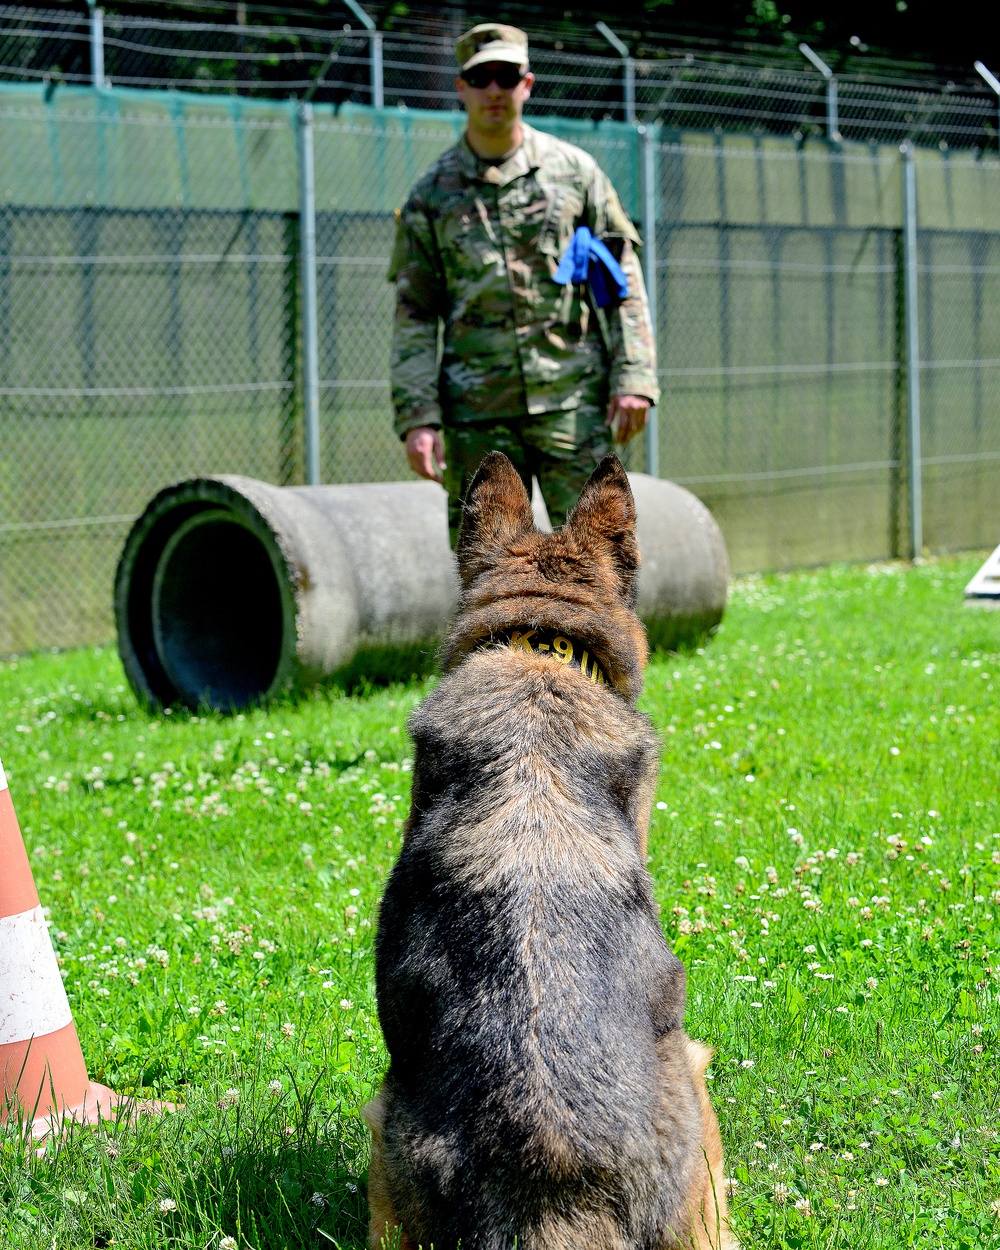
top-left (151, 511), bottom-right (284, 710)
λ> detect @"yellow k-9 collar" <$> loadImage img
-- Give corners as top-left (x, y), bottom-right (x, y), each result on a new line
top-left (489, 627), bottom-right (610, 686)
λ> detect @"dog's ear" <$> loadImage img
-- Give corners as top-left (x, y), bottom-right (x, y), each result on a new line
top-left (567, 454), bottom-right (640, 605)
top-left (456, 451), bottom-right (534, 582)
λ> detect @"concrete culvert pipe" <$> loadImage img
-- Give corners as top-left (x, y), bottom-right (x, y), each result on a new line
top-left (115, 473), bottom-right (729, 713)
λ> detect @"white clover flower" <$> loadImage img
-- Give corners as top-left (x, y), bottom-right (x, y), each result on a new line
top-left (772, 1183), bottom-right (789, 1203)
top-left (158, 1198), bottom-right (178, 1213)
top-left (219, 1236), bottom-right (239, 1249)
top-left (734, 856), bottom-right (750, 871)
top-left (340, 998), bottom-right (354, 1010)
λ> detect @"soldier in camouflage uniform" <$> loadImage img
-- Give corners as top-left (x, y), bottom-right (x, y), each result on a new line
top-left (389, 22), bottom-right (659, 546)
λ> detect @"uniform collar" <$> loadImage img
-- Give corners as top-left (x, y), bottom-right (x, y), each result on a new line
top-left (457, 123), bottom-right (541, 187)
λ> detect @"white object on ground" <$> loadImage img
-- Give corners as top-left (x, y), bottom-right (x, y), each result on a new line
top-left (965, 543), bottom-right (1000, 602)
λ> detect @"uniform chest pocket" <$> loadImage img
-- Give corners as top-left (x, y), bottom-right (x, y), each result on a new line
top-left (436, 199), bottom-right (499, 273)
top-left (541, 184), bottom-right (587, 258)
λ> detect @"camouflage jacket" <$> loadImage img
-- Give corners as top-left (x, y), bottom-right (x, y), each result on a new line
top-left (388, 123), bottom-right (659, 438)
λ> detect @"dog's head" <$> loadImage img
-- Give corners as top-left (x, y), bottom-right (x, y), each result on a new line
top-left (441, 452), bottom-right (648, 704)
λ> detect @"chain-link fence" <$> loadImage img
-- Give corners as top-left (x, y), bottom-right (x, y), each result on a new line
top-left (650, 138), bottom-right (1000, 568)
top-left (1, 83), bottom-right (999, 653)
top-left (651, 139), bottom-right (902, 570)
top-left (915, 152), bottom-right (1000, 555)
top-left (1, 6), bottom-right (998, 151)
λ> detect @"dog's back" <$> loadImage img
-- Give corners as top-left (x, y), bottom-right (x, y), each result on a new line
top-left (367, 454), bottom-right (732, 1250)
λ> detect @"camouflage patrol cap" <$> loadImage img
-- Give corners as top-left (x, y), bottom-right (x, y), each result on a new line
top-left (456, 23), bottom-right (529, 74)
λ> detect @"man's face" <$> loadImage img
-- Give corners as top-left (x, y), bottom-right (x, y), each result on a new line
top-left (456, 63), bottom-right (534, 135)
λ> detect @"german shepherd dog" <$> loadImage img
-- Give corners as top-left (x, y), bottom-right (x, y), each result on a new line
top-left (363, 453), bottom-right (732, 1250)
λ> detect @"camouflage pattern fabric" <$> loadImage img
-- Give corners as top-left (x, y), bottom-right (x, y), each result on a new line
top-left (442, 402), bottom-right (611, 548)
top-left (388, 123), bottom-right (659, 441)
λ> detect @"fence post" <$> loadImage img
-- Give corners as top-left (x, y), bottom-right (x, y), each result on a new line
top-left (640, 124), bottom-right (659, 478)
top-left (798, 43), bottom-right (839, 141)
top-left (371, 31), bottom-right (385, 109)
top-left (826, 75), bottom-right (839, 142)
top-left (901, 143), bottom-right (922, 558)
top-left (343, 0), bottom-right (382, 110)
top-left (88, 4), bottom-right (105, 88)
top-left (974, 61), bottom-right (1000, 153)
top-left (297, 102), bottom-right (321, 487)
top-left (596, 22), bottom-right (636, 124)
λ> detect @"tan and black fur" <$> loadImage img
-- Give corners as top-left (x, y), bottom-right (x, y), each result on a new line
top-left (365, 453), bottom-right (733, 1250)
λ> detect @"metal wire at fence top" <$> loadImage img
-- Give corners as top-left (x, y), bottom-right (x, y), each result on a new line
top-left (0, 4), bottom-right (998, 151)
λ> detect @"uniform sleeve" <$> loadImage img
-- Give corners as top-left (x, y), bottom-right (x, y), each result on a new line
top-left (587, 171), bottom-right (660, 407)
top-left (388, 198), bottom-right (446, 439)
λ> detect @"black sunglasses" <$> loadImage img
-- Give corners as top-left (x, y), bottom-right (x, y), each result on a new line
top-left (461, 64), bottom-right (526, 90)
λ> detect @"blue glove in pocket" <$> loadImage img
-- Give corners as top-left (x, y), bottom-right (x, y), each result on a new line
top-left (552, 225), bottom-right (629, 309)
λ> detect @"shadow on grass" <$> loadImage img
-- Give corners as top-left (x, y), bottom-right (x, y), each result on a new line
top-left (325, 642), bottom-right (440, 697)
top-left (0, 1070), bottom-right (374, 1250)
top-left (171, 1122), bottom-right (371, 1250)
top-left (170, 642), bottom-right (439, 717)
top-left (646, 615), bottom-right (722, 657)
top-left (157, 1068), bottom-right (372, 1250)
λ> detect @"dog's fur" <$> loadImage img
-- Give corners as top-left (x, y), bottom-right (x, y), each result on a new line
top-left (365, 453), bottom-right (733, 1250)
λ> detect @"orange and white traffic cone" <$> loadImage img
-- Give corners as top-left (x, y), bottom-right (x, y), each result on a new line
top-left (1, 753), bottom-right (126, 1136)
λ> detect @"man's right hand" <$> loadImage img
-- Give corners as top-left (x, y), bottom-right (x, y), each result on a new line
top-left (405, 426), bottom-right (447, 484)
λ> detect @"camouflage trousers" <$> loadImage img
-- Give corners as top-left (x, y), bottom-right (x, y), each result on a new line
top-left (442, 405), bottom-right (612, 548)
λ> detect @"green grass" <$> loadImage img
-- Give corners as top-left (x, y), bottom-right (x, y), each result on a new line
top-left (0, 555), bottom-right (998, 1249)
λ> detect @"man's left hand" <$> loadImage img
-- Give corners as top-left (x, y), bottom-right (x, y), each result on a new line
top-left (605, 394), bottom-right (651, 445)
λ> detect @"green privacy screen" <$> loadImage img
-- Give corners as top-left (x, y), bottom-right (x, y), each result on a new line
top-left (1, 82), bottom-right (998, 651)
